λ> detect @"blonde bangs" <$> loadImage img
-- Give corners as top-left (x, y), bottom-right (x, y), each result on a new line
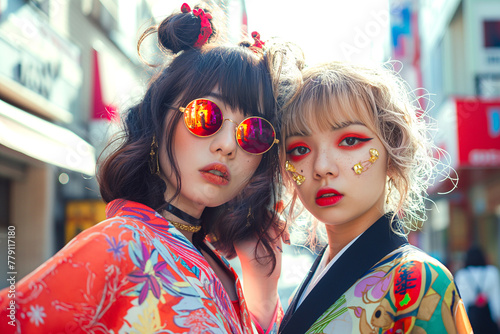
top-left (281, 69), bottom-right (379, 140)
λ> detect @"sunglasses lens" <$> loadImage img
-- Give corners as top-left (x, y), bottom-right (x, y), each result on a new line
top-left (183, 99), bottom-right (223, 136)
top-left (237, 117), bottom-right (276, 154)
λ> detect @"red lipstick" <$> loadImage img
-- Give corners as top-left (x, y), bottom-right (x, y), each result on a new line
top-left (315, 188), bottom-right (343, 207)
top-left (200, 163), bottom-right (230, 186)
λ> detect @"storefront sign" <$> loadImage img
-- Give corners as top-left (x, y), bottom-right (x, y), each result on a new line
top-left (0, 3), bottom-right (81, 113)
top-left (456, 98), bottom-right (500, 167)
top-left (16, 56), bottom-right (61, 99)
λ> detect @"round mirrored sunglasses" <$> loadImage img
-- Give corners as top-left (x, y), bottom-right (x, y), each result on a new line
top-left (179, 98), bottom-right (278, 155)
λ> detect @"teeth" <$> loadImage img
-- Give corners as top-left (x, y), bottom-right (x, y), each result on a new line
top-left (208, 170), bottom-right (224, 177)
top-left (320, 194), bottom-right (336, 198)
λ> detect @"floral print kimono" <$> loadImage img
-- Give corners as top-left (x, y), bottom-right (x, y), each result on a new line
top-left (279, 215), bottom-right (472, 334)
top-left (0, 199), bottom-right (282, 334)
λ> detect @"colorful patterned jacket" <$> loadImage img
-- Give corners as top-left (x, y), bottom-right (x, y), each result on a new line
top-left (279, 215), bottom-right (472, 334)
top-left (0, 199), bottom-right (282, 334)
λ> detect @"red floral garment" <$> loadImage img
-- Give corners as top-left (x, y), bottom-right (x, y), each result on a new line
top-left (0, 199), bottom-right (282, 334)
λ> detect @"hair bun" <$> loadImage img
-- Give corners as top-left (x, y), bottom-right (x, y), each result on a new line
top-left (156, 6), bottom-right (214, 54)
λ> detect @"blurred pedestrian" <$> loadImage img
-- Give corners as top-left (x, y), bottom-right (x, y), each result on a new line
top-left (455, 245), bottom-right (500, 334)
top-left (277, 61), bottom-right (472, 333)
top-left (0, 3), bottom-right (302, 333)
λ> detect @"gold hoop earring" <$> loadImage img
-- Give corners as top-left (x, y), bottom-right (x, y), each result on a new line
top-left (285, 160), bottom-right (305, 186)
top-left (149, 135), bottom-right (160, 176)
top-left (352, 148), bottom-right (379, 175)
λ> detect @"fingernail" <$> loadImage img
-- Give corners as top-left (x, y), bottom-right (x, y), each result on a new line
top-left (277, 246), bottom-right (283, 253)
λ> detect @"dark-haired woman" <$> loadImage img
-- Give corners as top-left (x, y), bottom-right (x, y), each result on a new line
top-left (0, 3), bottom-right (303, 333)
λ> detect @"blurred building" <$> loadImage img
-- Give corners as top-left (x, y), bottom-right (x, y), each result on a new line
top-left (0, 0), bottom-right (154, 288)
top-left (0, 0), bottom-right (249, 288)
top-left (390, 0), bottom-right (500, 272)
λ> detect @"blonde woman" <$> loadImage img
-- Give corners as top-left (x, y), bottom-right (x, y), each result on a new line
top-left (278, 62), bottom-right (472, 334)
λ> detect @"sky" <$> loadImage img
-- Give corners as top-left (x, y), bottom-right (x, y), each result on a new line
top-left (150, 0), bottom-right (391, 66)
top-left (245, 0), bottom-right (391, 66)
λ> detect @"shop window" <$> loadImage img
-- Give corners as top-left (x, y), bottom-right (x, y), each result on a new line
top-left (476, 73), bottom-right (500, 98)
top-left (484, 21), bottom-right (500, 48)
top-left (0, 177), bottom-right (10, 228)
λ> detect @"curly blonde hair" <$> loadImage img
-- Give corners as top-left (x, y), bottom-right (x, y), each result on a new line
top-left (279, 61), bottom-right (455, 236)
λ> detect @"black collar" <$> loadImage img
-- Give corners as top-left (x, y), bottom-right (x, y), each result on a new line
top-left (164, 203), bottom-right (202, 226)
top-left (279, 214), bottom-right (408, 334)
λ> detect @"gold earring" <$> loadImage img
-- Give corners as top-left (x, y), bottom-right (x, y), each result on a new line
top-left (149, 135), bottom-right (160, 176)
top-left (386, 178), bottom-right (393, 204)
top-left (352, 148), bottom-right (379, 175)
top-left (285, 160), bottom-right (305, 186)
top-left (246, 206), bottom-right (253, 227)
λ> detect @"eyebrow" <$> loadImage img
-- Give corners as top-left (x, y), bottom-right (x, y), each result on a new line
top-left (331, 120), bottom-right (365, 130)
top-left (205, 92), bottom-right (225, 102)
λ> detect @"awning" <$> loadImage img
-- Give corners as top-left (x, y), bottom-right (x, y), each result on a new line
top-left (0, 99), bottom-right (96, 175)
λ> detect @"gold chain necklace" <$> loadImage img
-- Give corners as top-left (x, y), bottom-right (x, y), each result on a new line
top-left (169, 220), bottom-right (202, 233)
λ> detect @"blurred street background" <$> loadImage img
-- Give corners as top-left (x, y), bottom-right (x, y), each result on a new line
top-left (1, 0), bottom-right (499, 311)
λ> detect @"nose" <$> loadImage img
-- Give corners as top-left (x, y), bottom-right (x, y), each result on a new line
top-left (313, 149), bottom-right (339, 180)
top-left (210, 119), bottom-right (238, 157)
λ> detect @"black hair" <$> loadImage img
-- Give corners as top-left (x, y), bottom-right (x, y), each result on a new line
top-left (97, 4), bottom-right (290, 271)
top-left (465, 245), bottom-right (487, 267)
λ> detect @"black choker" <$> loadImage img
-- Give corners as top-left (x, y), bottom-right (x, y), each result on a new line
top-left (164, 203), bottom-right (202, 226)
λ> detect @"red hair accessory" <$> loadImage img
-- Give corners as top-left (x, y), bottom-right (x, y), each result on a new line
top-left (181, 3), bottom-right (191, 13)
top-left (251, 31), bottom-right (265, 49)
top-left (193, 9), bottom-right (213, 48)
top-left (180, 3), bottom-right (213, 48)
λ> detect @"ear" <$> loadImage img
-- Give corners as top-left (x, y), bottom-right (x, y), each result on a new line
top-left (385, 155), bottom-right (394, 178)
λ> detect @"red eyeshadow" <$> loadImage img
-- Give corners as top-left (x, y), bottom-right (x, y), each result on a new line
top-left (286, 142), bottom-right (308, 152)
top-left (338, 133), bottom-right (371, 141)
top-left (286, 142), bottom-right (311, 162)
top-left (337, 133), bottom-right (373, 149)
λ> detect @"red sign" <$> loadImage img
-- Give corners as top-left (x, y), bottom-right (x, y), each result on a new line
top-left (456, 98), bottom-right (500, 167)
top-left (92, 49), bottom-right (118, 121)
